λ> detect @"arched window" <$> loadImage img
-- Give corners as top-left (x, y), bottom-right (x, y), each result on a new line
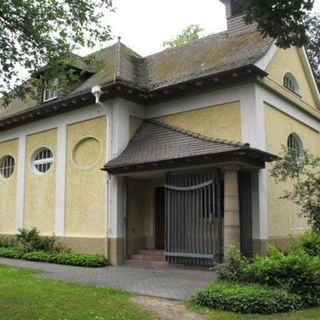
top-left (283, 73), bottom-right (300, 95)
top-left (287, 133), bottom-right (303, 160)
top-left (0, 155), bottom-right (15, 179)
top-left (32, 147), bottom-right (54, 174)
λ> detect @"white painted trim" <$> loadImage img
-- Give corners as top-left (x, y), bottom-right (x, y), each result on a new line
top-left (0, 104), bottom-right (109, 235)
top-left (16, 135), bottom-right (26, 231)
top-left (255, 42), bottom-right (277, 70)
top-left (298, 47), bottom-right (320, 108)
top-left (0, 103), bottom-right (109, 143)
top-left (147, 85), bottom-right (249, 119)
top-left (54, 124), bottom-right (67, 236)
top-left (257, 84), bottom-right (320, 132)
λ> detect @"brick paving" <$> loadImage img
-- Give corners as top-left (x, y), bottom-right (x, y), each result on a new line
top-left (0, 258), bottom-right (216, 300)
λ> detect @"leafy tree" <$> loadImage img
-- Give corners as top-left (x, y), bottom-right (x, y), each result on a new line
top-left (271, 147), bottom-right (320, 232)
top-left (305, 13), bottom-right (320, 89)
top-left (0, 0), bottom-right (113, 104)
top-left (242, 0), bottom-right (315, 48)
top-left (162, 24), bottom-right (203, 49)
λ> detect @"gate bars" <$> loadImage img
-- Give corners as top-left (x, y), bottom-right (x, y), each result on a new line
top-left (164, 169), bottom-right (224, 265)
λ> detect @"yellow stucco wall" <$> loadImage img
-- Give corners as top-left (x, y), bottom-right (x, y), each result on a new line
top-left (0, 139), bottom-right (18, 234)
top-left (24, 129), bottom-right (57, 235)
top-left (266, 47), bottom-right (317, 108)
top-left (265, 103), bottom-right (320, 237)
top-left (129, 116), bottom-right (143, 139)
top-left (158, 102), bottom-right (242, 141)
top-left (65, 116), bottom-right (106, 237)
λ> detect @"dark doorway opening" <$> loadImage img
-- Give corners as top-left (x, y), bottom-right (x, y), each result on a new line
top-left (155, 187), bottom-right (165, 249)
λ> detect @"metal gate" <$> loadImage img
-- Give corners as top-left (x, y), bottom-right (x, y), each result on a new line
top-left (165, 169), bottom-right (224, 265)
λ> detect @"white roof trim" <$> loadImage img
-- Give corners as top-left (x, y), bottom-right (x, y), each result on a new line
top-left (297, 47), bottom-right (320, 108)
top-left (255, 42), bottom-right (277, 70)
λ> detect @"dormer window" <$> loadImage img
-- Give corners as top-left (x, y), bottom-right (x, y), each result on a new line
top-left (283, 72), bottom-right (300, 95)
top-left (43, 78), bottom-right (58, 102)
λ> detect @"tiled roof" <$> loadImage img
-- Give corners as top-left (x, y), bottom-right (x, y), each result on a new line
top-left (105, 120), bottom-right (275, 173)
top-left (0, 27), bottom-right (273, 121)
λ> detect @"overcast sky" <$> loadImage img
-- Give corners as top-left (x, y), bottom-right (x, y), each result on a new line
top-left (82, 0), bottom-right (320, 57)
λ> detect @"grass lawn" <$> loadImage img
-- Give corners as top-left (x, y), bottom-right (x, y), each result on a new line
top-left (0, 264), bottom-right (154, 320)
top-left (189, 302), bottom-right (320, 320)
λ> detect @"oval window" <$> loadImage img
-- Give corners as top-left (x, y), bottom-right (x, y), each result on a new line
top-left (0, 155), bottom-right (15, 179)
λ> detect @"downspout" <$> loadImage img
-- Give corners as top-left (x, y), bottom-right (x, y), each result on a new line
top-left (91, 86), bottom-right (113, 260)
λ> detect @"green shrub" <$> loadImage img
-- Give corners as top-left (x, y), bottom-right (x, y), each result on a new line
top-left (218, 245), bottom-right (320, 307)
top-left (297, 232), bottom-right (320, 256)
top-left (16, 227), bottom-right (58, 252)
top-left (0, 247), bottom-right (106, 267)
top-left (193, 282), bottom-right (302, 314)
top-left (0, 237), bottom-right (16, 248)
top-left (0, 247), bottom-right (24, 259)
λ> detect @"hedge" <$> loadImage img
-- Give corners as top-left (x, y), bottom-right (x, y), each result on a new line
top-left (217, 245), bottom-right (320, 307)
top-left (193, 282), bottom-right (303, 314)
top-left (0, 247), bottom-right (106, 267)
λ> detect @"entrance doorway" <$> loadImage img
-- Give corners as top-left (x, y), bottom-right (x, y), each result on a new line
top-left (155, 187), bottom-right (165, 249)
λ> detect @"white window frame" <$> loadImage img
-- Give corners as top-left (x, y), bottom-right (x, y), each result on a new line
top-left (287, 133), bottom-right (304, 162)
top-left (32, 147), bottom-right (54, 174)
top-left (43, 78), bottom-right (59, 102)
top-left (283, 72), bottom-right (301, 96)
top-left (0, 155), bottom-right (15, 179)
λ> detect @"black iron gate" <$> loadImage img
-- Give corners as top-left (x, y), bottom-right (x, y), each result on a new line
top-left (164, 169), bottom-right (224, 265)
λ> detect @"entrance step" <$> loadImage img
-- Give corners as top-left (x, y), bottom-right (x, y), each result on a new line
top-left (136, 249), bottom-right (164, 256)
top-left (125, 249), bottom-right (167, 269)
top-left (131, 254), bottom-right (166, 261)
top-left (125, 259), bottom-right (169, 269)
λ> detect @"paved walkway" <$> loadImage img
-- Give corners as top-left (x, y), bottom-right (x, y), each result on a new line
top-left (0, 258), bottom-right (216, 300)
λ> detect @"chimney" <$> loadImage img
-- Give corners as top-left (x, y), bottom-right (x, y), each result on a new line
top-left (220, 0), bottom-right (257, 35)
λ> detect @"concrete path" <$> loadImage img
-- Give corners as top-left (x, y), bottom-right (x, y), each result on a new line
top-left (0, 258), bottom-right (216, 300)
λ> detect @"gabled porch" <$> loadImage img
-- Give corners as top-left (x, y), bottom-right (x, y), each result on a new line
top-left (103, 120), bottom-right (276, 266)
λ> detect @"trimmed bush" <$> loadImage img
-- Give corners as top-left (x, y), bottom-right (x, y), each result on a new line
top-left (218, 245), bottom-right (320, 307)
top-left (193, 282), bottom-right (302, 314)
top-left (17, 227), bottom-right (58, 252)
top-left (0, 247), bottom-right (24, 259)
top-left (0, 247), bottom-right (106, 267)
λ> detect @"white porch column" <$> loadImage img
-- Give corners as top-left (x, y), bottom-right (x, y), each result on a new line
top-left (54, 124), bottom-right (67, 236)
top-left (223, 170), bottom-right (240, 258)
top-left (16, 135), bottom-right (26, 231)
top-left (107, 174), bottom-right (126, 265)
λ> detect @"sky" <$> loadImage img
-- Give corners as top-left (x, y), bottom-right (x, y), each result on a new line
top-left (82, 0), bottom-right (320, 57)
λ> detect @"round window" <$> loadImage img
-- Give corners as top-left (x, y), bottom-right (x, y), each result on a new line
top-left (0, 155), bottom-right (15, 179)
top-left (32, 148), bottom-right (53, 174)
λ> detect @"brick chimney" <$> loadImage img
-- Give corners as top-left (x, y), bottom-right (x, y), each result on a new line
top-left (220, 0), bottom-right (257, 35)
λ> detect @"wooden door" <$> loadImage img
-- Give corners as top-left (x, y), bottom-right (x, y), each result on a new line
top-left (155, 187), bottom-right (165, 249)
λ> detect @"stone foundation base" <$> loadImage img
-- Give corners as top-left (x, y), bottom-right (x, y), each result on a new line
top-left (107, 237), bottom-right (124, 265)
top-left (252, 236), bottom-right (300, 255)
top-left (58, 236), bottom-right (107, 256)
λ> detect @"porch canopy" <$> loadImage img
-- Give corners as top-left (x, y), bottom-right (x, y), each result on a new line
top-left (103, 120), bottom-right (276, 174)
top-left (104, 120), bottom-right (277, 265)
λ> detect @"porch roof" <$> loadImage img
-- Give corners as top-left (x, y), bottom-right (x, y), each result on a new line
top-left (104, 120), bottom-right (277, 174)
